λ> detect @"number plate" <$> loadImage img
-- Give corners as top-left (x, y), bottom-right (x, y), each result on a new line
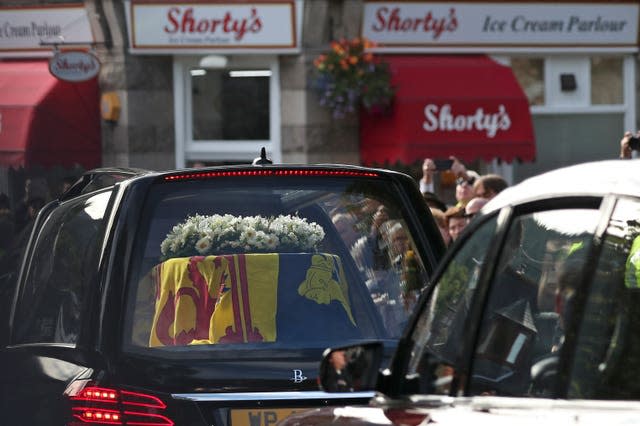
top-left (230, 408), bottom-right (309, 426)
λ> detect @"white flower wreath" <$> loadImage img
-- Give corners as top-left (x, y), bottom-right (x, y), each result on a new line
top-left (160, 214), bottom-right (325, 259)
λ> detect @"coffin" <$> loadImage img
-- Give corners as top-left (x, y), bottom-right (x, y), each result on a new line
top-left (135, 253), bottom-right (360, 347)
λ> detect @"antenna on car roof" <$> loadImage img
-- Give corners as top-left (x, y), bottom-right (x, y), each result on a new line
top-left (252, 147), bottom-right (273, 166)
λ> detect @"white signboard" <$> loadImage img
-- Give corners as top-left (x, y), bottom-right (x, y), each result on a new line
top-left (49, 50), bottom-right (100, 82)
top-left (362, 2), bottom-right (639, 52)
top-left (127, 1), bottom-right (300, 53)
top-left (0, 5), bottom-right (94, 57)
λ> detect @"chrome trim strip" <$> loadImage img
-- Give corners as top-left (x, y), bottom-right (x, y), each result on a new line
top-left (171, 391), bottom-right (375, 402)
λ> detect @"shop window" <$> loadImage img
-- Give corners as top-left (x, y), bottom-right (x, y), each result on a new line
top-left (591, 57), bottom-right (623, 105)
top-left (511, 58), bottom-right (544, 106)
top-left (191, 68), bottom-right (270, 141)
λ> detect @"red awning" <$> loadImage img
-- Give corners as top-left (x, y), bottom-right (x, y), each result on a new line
top-left (0, 60), bottom-right (101, 169)
top-left (360, 55), bottom-right (535, 165)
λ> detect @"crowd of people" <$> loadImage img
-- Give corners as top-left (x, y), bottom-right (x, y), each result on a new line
top-left (419, 156), bottom-right (509, 248)
top-left (0, 176), bottom-right (77, 288)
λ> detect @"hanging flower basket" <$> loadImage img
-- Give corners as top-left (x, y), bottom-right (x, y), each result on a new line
top-left (312, 37), bottom-right (394, 118)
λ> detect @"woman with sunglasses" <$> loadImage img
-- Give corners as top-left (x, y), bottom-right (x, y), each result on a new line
top-left (454, 171), bottom-right (479, 208)
top-left (448, 156), bottom-right (480, 208)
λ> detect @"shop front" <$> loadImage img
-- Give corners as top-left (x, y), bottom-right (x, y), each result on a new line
top-left (124, 0), bottom-right (304, 167)
top-left (360, 55), bottom-right (536, 166)
top-left (360, 1), bottom-right (639, 185)
top-left (0, 4), bottom-right (100, 201)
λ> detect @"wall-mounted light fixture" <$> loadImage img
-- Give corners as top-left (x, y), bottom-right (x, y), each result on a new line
top-left (560, 73), bottom-right (577, 92)
top-left (199, 55), bottom-right (228, 69)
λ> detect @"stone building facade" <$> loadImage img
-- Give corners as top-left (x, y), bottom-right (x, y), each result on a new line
top-left (92, 0), bottom-right (363, 170)
top-left (0, 0), bottom-right (638, 204)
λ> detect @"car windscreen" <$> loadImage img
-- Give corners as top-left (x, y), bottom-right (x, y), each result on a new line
top-left (122, 174), bottom-right (432, 354)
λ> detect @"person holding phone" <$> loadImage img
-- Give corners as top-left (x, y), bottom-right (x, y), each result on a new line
top-left (620, 131), bottom-right (640, 159)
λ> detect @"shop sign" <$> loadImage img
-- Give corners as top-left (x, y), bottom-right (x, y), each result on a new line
top-left (422, 104), bottom-right (512, 139)
top-left (362, 2), bottom-right (639, 52)
top-left (126, 0), bottom-right (301, 53)
top-left (0, 5), bottom-right (94, 57)
top-left (49, 50), bottom-right (100, 82)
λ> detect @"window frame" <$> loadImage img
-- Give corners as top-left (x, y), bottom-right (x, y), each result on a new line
top-left (564, 195), bottom-right (640, 399)
top-left (9, 189), bottom-right (112, 347)
top-left (466, 204), bottom-right (605, 397)
top-left (395, 196), bottom-right (612, 398)
top-left (119, 175), bottom-right (439, 357)
top-left (173, 55), bottom-right (282, 167)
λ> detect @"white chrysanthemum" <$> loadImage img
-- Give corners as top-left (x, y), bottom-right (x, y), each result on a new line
top-left (264, 234), bottom-right (279, 250)
top-left (160, 237), bottom-right (173, 255)
top-left (195, 236), bottom-right (212, 254)
top-left (242, 228), bottom-right (258, 245)
top-left (253, 230), bottom-right (268, 249)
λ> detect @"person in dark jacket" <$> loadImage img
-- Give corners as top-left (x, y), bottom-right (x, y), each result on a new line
top-left (323, 350), bottom-right (353, 392)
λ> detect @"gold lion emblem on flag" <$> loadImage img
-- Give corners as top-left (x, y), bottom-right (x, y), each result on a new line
top-left (298, 254), bottom-right (355, 325)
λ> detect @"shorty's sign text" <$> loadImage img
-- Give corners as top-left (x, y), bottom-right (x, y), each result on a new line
top-left (0, 6), bottom-right (94, 56)
top-left (363, 2), bottom-right (639, 51)
top-left (49, 51), bottom-right (100, 82)
top-left (127, 1), bottom-right (299, 52)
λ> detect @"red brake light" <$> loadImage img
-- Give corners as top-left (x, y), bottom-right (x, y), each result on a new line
top-left (66, 382), bottom-right (173, 426)
top-left (164, 169), bottom-right (381, 181)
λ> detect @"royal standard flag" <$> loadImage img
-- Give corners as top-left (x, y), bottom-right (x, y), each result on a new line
top-left (149, 253), bottom-right (359, 347)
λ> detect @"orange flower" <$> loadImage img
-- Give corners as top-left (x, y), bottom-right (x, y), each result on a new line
top-left (312, 36), bottom-right (393, 117)
top-left (313, 55), bottom-right (325, 68)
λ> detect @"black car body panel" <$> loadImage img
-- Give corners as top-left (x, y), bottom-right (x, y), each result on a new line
top-left (0, 163), bottom-right (445, 425)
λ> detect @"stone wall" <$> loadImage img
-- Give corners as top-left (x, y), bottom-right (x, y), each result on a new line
top-left (280, 0), bottom-right (363, 165)
top-left (91, 0), bottom-right (175, 170)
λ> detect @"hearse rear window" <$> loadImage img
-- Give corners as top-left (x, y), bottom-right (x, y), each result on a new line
top-left (123, 176), bottom-right (432, 352)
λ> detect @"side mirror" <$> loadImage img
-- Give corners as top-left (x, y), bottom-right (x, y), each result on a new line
top-left (319, 342), bottom-right (384, 392)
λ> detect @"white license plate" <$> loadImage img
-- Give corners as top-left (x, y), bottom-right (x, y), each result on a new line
top-left (230, 408), bottom-right (309, 426)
